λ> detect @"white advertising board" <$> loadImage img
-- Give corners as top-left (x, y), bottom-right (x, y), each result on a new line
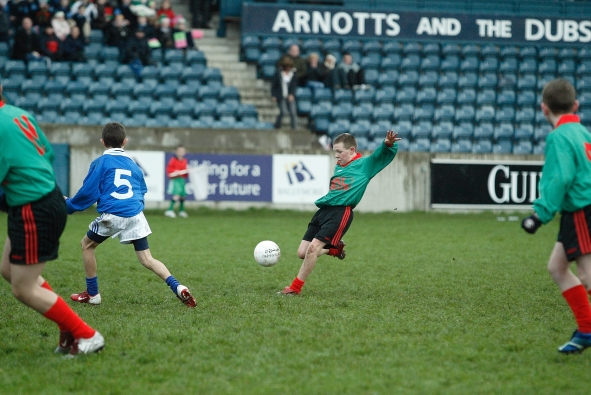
top-left (272, 154), bottom-right (330, 204)
top-left (126, 151), bottom-right (165, 202)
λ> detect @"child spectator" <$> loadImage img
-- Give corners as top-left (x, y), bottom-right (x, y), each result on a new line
top-left (105, 12), bottom-right (131, 49)
top-left (172, 18), bottom-right (195, 50)
top-left (135, 15), bottom-right (155, 39)
top-left (65, 122), bottom-right (196, 308)
top-left (91, 0), bottom-right (114, 30)
top-left (62, 25), bottom-right (86, 62)
top-left (121, 27), bottom-right (152, 66)
top-left (51, 11), bottom-right (70, 41)
top-left (271, 56), bottom-right (298, 130)
top-left (278, 130), bottom-right (401, 295)
top-left (116, 0), bottom-right (136, 27)
top-left (157, 0), bottom-right (175, 25)
top-left (70, 3), bottom-right (92, 41)
top-left (164, 146), bottom-right (189, 218)
top-left (521, 78), bottom-right (591, 354)
top-left (12, 17), bottom-right (42, 61)
top-left (33, 0), bottom-right (52, 28)
top-left (39, 24), bottom-right (62, 61)
top-left (156, 16), bottom-right (174, 48)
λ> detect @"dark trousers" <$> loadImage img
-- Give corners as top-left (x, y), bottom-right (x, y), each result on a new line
top-left (191, 0), bottom-right (212, 28)
top-left (275, 98), bottom-right (297, 129)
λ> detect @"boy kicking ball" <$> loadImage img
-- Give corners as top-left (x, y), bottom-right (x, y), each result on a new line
top-left (521, 78), bottom-right (591, 353)
top-left (65, 122), bottom-right (196, 308)
top-left (279, 130), bottom-right (400, 295)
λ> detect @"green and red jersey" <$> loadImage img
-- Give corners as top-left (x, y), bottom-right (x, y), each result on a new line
top-left (534, 114), bottom-right (591, 223)
top-left (315, 141), bottom-right (398, 209)
top-left (0, 101), bottom-right (55, 207)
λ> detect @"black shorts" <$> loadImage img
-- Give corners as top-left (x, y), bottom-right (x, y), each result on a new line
top-left (302, 206), bottom-right (353, 248)
top-left (558, 205), bottom-right (591, 262)
top-left (7, 187), bottom-right (67, 265)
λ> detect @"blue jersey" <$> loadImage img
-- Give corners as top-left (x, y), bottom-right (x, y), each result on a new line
top-left (66, 148), bottom-right (147, 217)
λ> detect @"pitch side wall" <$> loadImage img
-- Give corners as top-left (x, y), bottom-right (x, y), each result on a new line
top-left (42, 125), bottom-right (542, 213)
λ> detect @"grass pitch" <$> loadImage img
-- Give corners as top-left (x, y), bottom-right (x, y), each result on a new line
top-left (1, 209), bottom-right (591, 395)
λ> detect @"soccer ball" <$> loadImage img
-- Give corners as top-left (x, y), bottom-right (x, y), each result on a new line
top-left (254, 240), bottom-right (281, 267)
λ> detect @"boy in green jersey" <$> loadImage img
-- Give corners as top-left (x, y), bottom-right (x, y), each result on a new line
top-left (279, 130), bottom-right (400, 295)
top-left (521, 78), bottom-right (591, 354)
top-left (0, 83), bottom-right (104, 356)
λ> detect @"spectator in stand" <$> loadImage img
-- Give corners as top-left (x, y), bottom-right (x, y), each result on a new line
top-left (7, 0), bottom-right (38, 29)
top-left (271, 56), bottom-right (298, 130)
top-left (11, 16), bottom-right (42, 61)
top-left (157, 0), bottom-right (175, 26)
top-left (156, 16), bottom-right (174, 49)
top-left (39, 24), bottom-right (62, 61)
top-left (190, 0), bottom-right (212, 29)
top-left (0, 5), bottom-right (10, 43)
top-left (173, 18), bottom-right (195, 50)
top-left (91, 0), bottom-right (114, 30)
top-left (33, 0), bottom-right (52, 28)
top-left (51, 11), bottom-right (70, 41)
top-left (70, 4), bottom-right (92, 42)
top-left (284, 44), bottom-right (307, 87)
top-left (321, 54), bottom-right (337, 90)
top-left (121, 27), bottom-right (152, 66)
top-left (335, 53), bottom-right (366, 90)
top-left (71, 0), bottom-right (98, 24)
top-left (136, 15), bottom-right (155, 39)
top-left (62, 25), bottom-right (86, 62)
top-left (304, 53), bottom-right (329, 90)
top-left (116, 0), bottom-right (137, 28)
top-left (52, 0), bottom-right (71, 17)
top-left (105, 12), bottom-right (130, 49)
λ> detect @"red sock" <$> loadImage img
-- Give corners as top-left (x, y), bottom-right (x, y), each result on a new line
top-left (327, 248), bottom-right (338, 256)
top-left (43, 297), bottom-right (96, 339)
top-left (40, 281), bottom-right (67, 331)
top-left (290, 277), bottom-right (305, 294)
top-left (563, 284), bottom-right (591, 333)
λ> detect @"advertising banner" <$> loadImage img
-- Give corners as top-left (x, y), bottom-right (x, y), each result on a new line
top-left (431, 159), bottom-right (544, 209)
top-left (126, 150), bottom-right (166, 202)
top-left (165, 153), bottom-right (273, 202)
top-left (272, 154), bottom-right (330, 204)
top-left (242, 3), bottom-right (591, 45)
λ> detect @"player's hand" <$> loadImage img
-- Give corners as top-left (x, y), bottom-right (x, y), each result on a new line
top-left (385, 130), bottom-right (401, 147)
top-left (521, 213), bottom-right (542, 234)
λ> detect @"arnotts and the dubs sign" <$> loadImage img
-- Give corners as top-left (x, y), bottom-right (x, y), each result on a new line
top-left (242, 3), bottom-right (591, 44)
top-left (431, 159), bottom-right (544, 210)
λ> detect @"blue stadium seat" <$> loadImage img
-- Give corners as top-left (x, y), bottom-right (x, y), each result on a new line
top-left (65, 79), bottom-right (90, 96)
top-left (171, 101), bottom-right (195, 118)
top-left (477, 90), bottom-right (496, 106)
top-left (353, 88), bottom-right (375, 104)
top-left (302, 38), bottom-right (322, 54)
top-left (500, 46), bottom-right (519, 58)
top-left (430, 138), bottom-right (451, 153)
top-left (474, 123), bottom-right (494, 139)
top-left (38, 97), bottom-right (61, 113)
top-left (411, 122), bottom-right (432, 139)
top-left (61, 98), bottom-right (84, 114)
top-left (457, 89), bottom-right (476, 105)
top-left (382, 41), bottom-right (402, 55)
top-left (150, 101), bottom-right (174, 117)
top-left (493, 140), bottom-right (513, 154)
top-left (49, 62), bottom-right (71, 78)
top-left (331, 105), bottom-right (351, 123)
top-left (539, 47), bottom-right (557, 59)
top-left (380, 54), bottom-right (401, 71)
top-left (494, 123), bottom-right (514, 141)
top-left (89, 29), bottom-right (104, 44)
top-left (241, 35), bottom-right (260, 49)
top-left (458, 73), bottom-right (477, 89)
top-left (476, 106), bottom-right (495, 123)
top-left (353, 104), bottom-right (374, 122)
top-left (432, 122), bottom-right (454, 139)
top-left (398, 71), bottom-right (418, 86)
top-left (409, 138), bottom-right (430, 152)
top-left (27, 60), bottom-right (48, 77)
top-left (313, 87), bottom-right (332, 104)
top-left (4, 60), bottom-right (26, 77)
top-left (244, 46), bottom-right (261, 62)
top-left (440, 55), bottom-right (459, 71)
top-left (455, 106), bottom-right (476, 123)
top-left (116, 64), bottom-right (136, 81)
top-left (517, 90), bottom-right (536, 106)
top-left (394, 104), bottom-right (414, 121)
top-left (519, 46), bottom-right (537, 58)
top-left (401, 55), bottom-right (420, 70)
top-left (479, 57), bottom-right (498, 73)
top-left (413, 105), bottom-right (434, 122)
top-left (152, 83), bottom-right (175, 101)
top-left (539, 59), bottom-right (557, 74)
top-left (472, 140), bottom-right (492, 154)
top-left (497, 91), bottom-right (516, 106)
top-left (19, 79), bottom-right (42, 96)
top-left (327, 123), bottom-right (348, 139)
top-left (499, 57), bottom-right (518, 73)
top-left (164, 49), bottom-right (184, 65)
top-left (451, 139), bottom-right (473, 153)
top-left (534, 125), bottom-right (552, 142)
top-left (374, 88), bottom-right (396, 105)
top-left (478, 74), bottom-right (498, 89)
top-left (323, 38), bottom-right (341, 54)
top-left (516, 108), bottom-right (535, 123)
top-left (416, 88), bottom-right (436, 104)
top-left (101, 46), bottom-right (120, 62)
top-left (132, 83), bottom-right (155, 99)
top-left (418, 71), bottom-right (438, 87)
top-left (14, 96), bottom-right (37, 113)
top-left (219, 86), bottom-right (240, 102)
top-left (559, 60), bottom-right (576, 75)
top-left (84, 44), bottom-right (102, 61)
top-left (402, 42), bottom-right (421, 55)
top-left (261, 36), bottom-right (282, 51)
top-left (498, 72), bottom-right (517, 89)
top-left (136, 65), bottom-right (158, 83)
top-left (481, 44), bottom-right (499, 57)
top-left (452, 123), bottom-right (474, 140)
top-left (375, 70), bottom-right (396, 89)
top-left (513, 141), bottom-right (533, 155)
top-left (496, 107), bottom-right (515, 123)
top-left (363, 40), bottom-right (381, 55)
top-left (394, 120), bottom-right (412, 139)
top-left (372, 106), bottom-right (394, 123)
top-left (202, 68), bottom-right (223, 84)
top-left (158, 64), bottom-right (182, 81)
top-left (110, 82), bottom-right (134, 98)
top-left (72, 63), bottom-right (94, 80)
top-left (441, 43), bottom-right (460, 56)
top-left (519, 58), bottom-right (537, 74)
top-left (434, 105), bottom-right (455, 122)
top-left (578, 47), bottom-right (591, 61)
top-left (395, 87), bottom-right (416, 103)
top-left (577, 61), bottom-right (591, 76)
top-left (514, 124), bottom-right (534, 141)
top-left (422, 42), bottom-right (440, 55)
top-left (38, 110), bottom-right (59, 123)
top-left (438, 72), bottom-right (458, 88)
top-left (420, 56), bottom-right (440, 71)
top-left (128, 101), bottom-right (151, 116)
top-left (330, 89), bottom-right (351, 105)
top-left (460, 56), bottom-right (479, 72)
top-left (350, 122), bottom-right (371, 139)
top-left (436, 89), bottom-right (456, 105)
top-left (361, 55), bottom-right (380, 71)
top-left (533, 142), bottom-right (546, 155)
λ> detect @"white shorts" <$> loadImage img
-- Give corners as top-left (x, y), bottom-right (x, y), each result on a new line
top-left (88, 212), bottom-right (152, 244)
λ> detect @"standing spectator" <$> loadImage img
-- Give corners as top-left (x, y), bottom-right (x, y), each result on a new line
top-left (121, 27), bottom-right (152, 66)
top-left (135, 15), bottom-right (155, 39)
top-left (51, 11), bottom-right (70, 41)
top-left (11, 17), bottom-right (42, 61)
top-left (70, 0), bottom-right (98, 25)
top-left (70, 4), bottom-right (92, 41)
top-left (271, 56), bottom-right (298, 130)
top-left (39, 24), bottom-right (62, 61)
top-left (0, 80), bottom-right (105, 357)
top-left (105, 12), bottom-right (130, 49)
top-left (156, 16), bottom-right (174, 49)
top-left (172, 18), bottom-right (195, 50)
top-left (335, 53), bottom-right (366, 89)
top-left (190, 0), bottom-right (211, 29)
top-left (284, 44), bottom-right (307, 87)
top-left (157, 0), bottom-right (175, 25)
top-left (33, 0), bottom-right (52, 28)
top-left (62, 25), bottom-right (86, 62)
top-left (91, 0), bottom-right (114, 30)
top-left (116, 0), bottom-right (136, 27)
top-left (0, 5), bottom-right (10, 43)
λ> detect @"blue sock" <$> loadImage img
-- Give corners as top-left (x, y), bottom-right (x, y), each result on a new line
top-left (86, 276), bottom-right (99, 296)
top-left (165, 275), bottom-right (180, 295)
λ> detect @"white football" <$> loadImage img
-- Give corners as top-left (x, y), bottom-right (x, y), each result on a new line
top-left (254, 240), bottom-right (281, 267)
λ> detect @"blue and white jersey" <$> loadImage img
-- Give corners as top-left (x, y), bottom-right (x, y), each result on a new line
top-left (66, 148), bottom-right (147, 217)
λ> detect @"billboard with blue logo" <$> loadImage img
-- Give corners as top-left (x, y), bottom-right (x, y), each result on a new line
top-left (272, 154), bottom-right (330, 204)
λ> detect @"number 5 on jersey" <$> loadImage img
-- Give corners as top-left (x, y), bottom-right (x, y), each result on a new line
top-left (111, 169), bottom-right (133, 199)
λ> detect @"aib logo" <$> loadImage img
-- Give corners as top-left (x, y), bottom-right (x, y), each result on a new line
top-left (285, 161), bottom-right (315, 185)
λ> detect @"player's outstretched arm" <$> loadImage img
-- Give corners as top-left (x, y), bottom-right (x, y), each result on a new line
top-left (384, 130), bottom-right (402, 147)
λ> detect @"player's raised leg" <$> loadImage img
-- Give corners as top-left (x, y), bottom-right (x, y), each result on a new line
top-left (71, 234), bottom-right (103, 305)
top-left (134, 241), bottom-right (196, 308)
top-left (280, 239), bottom-right (327, 295)
top-left (548, 243), bottom-right (591, 353)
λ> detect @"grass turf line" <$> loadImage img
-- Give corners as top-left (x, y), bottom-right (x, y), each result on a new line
top-left (1, 209), bottom-right (591, 395)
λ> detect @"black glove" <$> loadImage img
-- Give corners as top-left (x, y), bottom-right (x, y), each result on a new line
top-left (521, 213), bottom-right (542, 234)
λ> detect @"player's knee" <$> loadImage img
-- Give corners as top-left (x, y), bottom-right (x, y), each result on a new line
top-left (297, 249), bottom-right (306, 259)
